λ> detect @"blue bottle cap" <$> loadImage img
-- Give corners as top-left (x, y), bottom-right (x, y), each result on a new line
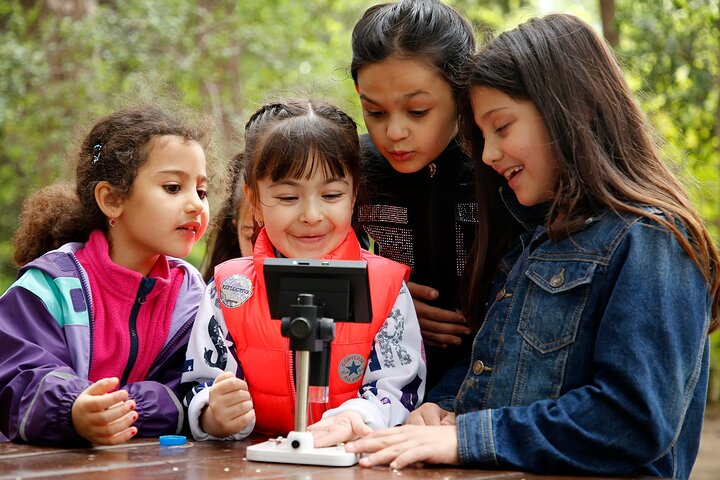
top-left (159, 435), bottom-right (187, 446)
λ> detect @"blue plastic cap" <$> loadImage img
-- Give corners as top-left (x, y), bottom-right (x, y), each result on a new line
top-left (159, 435), bottom-right (187, 446)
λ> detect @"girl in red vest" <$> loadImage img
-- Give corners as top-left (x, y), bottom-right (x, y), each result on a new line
top-left (182, 99), bottom-right (426, 447)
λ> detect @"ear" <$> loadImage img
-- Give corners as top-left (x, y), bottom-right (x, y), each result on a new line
top-left (242, 184), bottom-right (263, 225)
top-left (94, 181), bottom-right (124, 219)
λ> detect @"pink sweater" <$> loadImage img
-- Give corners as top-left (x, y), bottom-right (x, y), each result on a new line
top-left (76, 231), bottom-right (184, 384)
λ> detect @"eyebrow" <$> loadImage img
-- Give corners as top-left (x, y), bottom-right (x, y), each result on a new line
top-left (478, 107), bottom-right (510, 122)
top-left (156, 170), bottom-right (208, 183)
top-left (268, 177), bottom-right (350, 188)
top-left (359, 90), bottom-right (430, 105)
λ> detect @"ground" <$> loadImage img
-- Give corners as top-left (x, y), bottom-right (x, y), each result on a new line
top-left (693, 413), bottom-right (720, 479)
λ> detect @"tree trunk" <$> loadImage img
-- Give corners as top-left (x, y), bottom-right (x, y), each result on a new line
top-left (599, 0), bottom-right (619, 47)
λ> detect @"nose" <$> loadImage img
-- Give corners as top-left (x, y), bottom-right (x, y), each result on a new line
top-left (386, 115), bottom-right (409, 142)
top-left (186, 191), bottom-right (207, 215)
top-left (481, 137), bottom-right (502, 165)
top-left (299, 197), bottom-right (324, 225)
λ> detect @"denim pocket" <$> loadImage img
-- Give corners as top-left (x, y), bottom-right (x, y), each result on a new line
top-left (511, 259), bottom-right (598, 403)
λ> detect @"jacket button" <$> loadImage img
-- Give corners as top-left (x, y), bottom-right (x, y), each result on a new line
top-left (495, 287), bottom-right (506, 302)
top-left (550, 269), bottom-right (565, 288)
top-left (473, 360), bottom-right (486, 375)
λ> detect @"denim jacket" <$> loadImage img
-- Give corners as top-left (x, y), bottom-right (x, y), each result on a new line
top-left (430, 192), bottom-right (710, 479)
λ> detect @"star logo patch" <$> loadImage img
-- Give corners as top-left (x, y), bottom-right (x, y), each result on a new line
top-left (338, 353), bottom-right (366, 384)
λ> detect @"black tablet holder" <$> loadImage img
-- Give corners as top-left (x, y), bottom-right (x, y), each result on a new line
top-left (264, 258), bottom-right (371, 433)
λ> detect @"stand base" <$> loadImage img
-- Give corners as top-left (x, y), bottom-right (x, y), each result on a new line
top-left (246, 431), bottom-right (358, 467)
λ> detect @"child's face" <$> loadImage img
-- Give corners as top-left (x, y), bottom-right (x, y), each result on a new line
top-left (471, 86), bottom-right (558, 207)
top-left (237, 200), bottom-right (254, 256)
top-left (253, 164), bottom-right (355, 259)
top-left (356, 56), bottom-right (458, 173)
top-left (110, 135), bottom-right (209, 271)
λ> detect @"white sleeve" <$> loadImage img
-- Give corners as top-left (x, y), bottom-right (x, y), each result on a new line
top-left (181, 281), bottom-right (255, 441)
top-left (321, 281), bottom-right (426, 429)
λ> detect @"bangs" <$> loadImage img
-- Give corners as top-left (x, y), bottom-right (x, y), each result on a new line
top-left (255, 116), bottom-right (353, 183)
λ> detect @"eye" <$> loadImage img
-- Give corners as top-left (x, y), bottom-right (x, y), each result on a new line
top-left (364, 109), bottom-right (384, 118)
top-left (197, 188), bottom-right (208, 200)
top-left (276, 195), bottom-right (298, 204)
top-left (495, 123), bottom-right (510, 135)
top-left (164, 184), bottom-right (181, 194)
top-left (409, 110), bottom-right (428, 118)
top-left (322, 192), bottom-right (345, 201)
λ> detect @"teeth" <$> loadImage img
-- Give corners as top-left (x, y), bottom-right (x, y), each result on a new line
top-left (504, 166), bottom-right (523, 180)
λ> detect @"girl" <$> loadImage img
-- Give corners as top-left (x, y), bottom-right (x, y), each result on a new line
top-left (0, 106), bottom-right (211, 446)
top-left (347, 14), bottom-right (720, 480)
top-left (201, 152), bottom-right (255, 282)
top-left (350, 0), bottom-right (507, 390)
top-left (182, 99), bottom-right (425, 447)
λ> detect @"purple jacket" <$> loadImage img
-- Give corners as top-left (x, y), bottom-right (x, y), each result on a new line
top-left (0, 242), bottom-right (205, 446)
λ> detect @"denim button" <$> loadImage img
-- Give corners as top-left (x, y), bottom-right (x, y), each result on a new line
top-left (495, 288), bottom-right (506, 302)
top-left (473, 360), bottom-right (485, 375)
top-left (550, 269), bottom-right (565, 288)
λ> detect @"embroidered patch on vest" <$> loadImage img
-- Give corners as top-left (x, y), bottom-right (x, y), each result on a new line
top-left (338, 353), bottom-right (366, 384)
top-left (220, 274), bottom-right (253, 308)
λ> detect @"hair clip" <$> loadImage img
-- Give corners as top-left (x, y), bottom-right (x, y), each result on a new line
top-left (92, 144), bottom-right (103, 164)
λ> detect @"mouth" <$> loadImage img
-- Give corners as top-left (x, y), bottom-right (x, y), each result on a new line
top-left (387, 150), bottom-right (414, 161)
top-left (178, 222), bottom-right (201, 234)
top-left (500, 165), bottom-right (523, 181)
top-left (293, 233), bottom-right (327, 243)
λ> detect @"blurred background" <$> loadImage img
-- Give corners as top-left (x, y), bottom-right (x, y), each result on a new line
top-left (1, 0), bottom-right (718, 405)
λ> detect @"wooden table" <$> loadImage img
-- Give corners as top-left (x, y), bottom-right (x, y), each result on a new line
top-left (0, 437), bottom-right (656, 479)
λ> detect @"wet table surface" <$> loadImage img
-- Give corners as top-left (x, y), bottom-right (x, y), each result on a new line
top-left (0, 436), bottom-right (657, 479)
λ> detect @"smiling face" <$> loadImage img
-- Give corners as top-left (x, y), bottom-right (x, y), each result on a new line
top-left (471, 86), bottom-right (559, 207)
top-left (355, 56), bottom-right (458, 173)
top-left (252, 158), bottom-right (355, 259)
top-left (108, 135), bottom-right (209, 273)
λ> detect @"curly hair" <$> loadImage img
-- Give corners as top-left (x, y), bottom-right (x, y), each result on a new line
top-left (13, 105), bottom-right (210, 266)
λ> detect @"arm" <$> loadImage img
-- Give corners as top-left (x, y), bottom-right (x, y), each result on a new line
top-left (0, 275), bottom-right (92, 446)
top-left (349, 221), bottom-right (711, 475)
top-left (180, 282), bottom-right (255, 440)
top-left (455, 223), bottom-right (710, 475)
top-left (310, 282), bottom-right (426, 446)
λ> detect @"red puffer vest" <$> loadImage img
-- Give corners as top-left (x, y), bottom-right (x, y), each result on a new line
top-left (213, 229), bottom-right (410, 436)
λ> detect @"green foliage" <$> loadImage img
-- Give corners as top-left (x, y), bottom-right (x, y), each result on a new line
top-left (614, 0), bottom-right (720, 236)
top-left (0, 0), bottom-right (375, 291)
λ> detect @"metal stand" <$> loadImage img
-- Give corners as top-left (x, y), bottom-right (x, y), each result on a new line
top-left (246, 294), bottom-right (358, 467)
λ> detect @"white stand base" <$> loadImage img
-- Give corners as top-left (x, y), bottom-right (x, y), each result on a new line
top-left (246, 431), bottom-right (358, 467)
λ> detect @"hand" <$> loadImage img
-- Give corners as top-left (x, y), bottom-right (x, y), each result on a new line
top-left (406, 402), bottom-right (456, 426)
top-left (308, 410), bottom-right (372, 447)
top-left (200, 371), bottom-right (255, 438)
top-left (71, 377), bottom-right (137, 445)
top-left (346, 424), bottom-right (459, 469)
top-left (408, 282), bottom-right (471, 348)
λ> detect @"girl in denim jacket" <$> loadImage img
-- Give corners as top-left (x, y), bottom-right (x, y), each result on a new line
top-left (346, 14), bottom-right (720, 480)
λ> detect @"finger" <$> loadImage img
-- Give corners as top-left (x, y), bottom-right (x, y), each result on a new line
top-left (420, 328), bottom-right (464, 347)
top-left (407, 282), bottom-right (438, 301)
top-left (415, 306), bottom-right (468, 328)
top-left (223, 408), bottom-right (255, 434)
top-left (93, 399), bottom-right (136, 426)
top-left (84, 377), bottom-right (120, 396)
top-left (212, 376), bottom-right (249, 396)
top-left (93, 425), bottom-right (138, 446)
top-left (81, 390), bottom-right (131, 415)
top-left (313, 429), bottom-right (351, 448)
top-left (214, 371), bottom-right (236, 383)
top-left (213, 398), bottom-right (254, 423)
